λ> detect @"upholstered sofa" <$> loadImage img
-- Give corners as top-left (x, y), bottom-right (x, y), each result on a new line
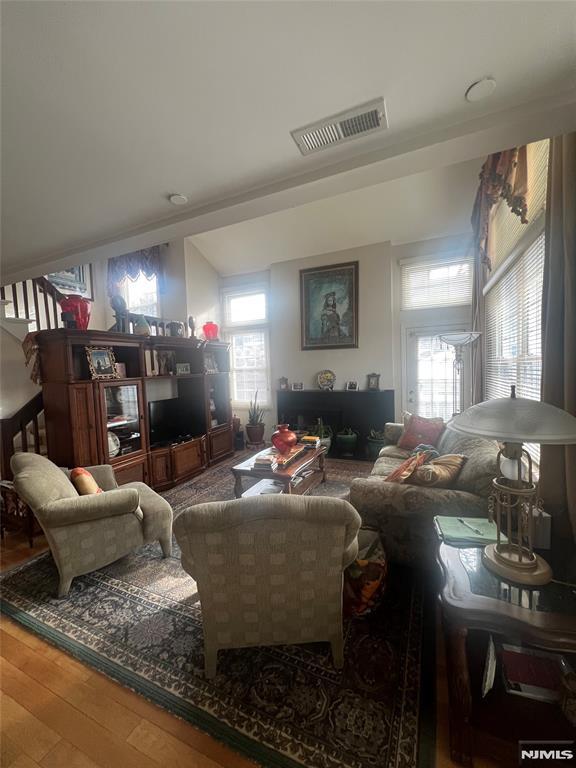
top-left (11, 453), bottom-right (173, 596)
top-left (349, 423), bottom-right (498, 568)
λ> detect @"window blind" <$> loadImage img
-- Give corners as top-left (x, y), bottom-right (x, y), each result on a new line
top-left (400, 256), bottom-right (472, 310)
top-left (485, 231), bottom-right (545, 462)
top-left (488, 139), bottom-right (549, 271)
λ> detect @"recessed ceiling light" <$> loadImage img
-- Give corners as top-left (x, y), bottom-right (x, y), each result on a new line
top-left (169, 193), bottom-right (188, 206)
top-left (465, 78), bottom-right (497, 103)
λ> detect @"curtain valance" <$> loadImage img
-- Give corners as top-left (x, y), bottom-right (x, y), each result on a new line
top-left (107, 245), bottom-right (166, 297)
top-left (471, 146), bottom-right (528, 272)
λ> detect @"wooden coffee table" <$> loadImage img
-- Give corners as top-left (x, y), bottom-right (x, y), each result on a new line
top-left (232, 446), bottom-right (327, 498)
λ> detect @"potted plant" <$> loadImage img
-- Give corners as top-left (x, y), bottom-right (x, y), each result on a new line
top-left (336, 426), bottom-right (358, 457)
top-left (367, 428), bottom-right (386, 460)
top-left (310, 417), bottom-right (333, 452)
top-left (245, 391), bottom-right (265, 444)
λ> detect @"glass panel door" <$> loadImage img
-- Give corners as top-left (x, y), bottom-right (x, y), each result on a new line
top-left (405, 330), bottom-right (461, 420)
top-left (101, 382), bottom-right (144, 460)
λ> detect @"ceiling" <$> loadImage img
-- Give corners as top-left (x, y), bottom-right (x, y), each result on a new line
top-left (2, 1), bottom-right (575, 280)
top-left (191, 156), bottom-right (483, 274)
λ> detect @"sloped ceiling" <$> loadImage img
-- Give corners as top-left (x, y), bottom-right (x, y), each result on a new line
top-left (190, 157), bottom-right (482, 274)
top-left (2, 1), bottom-right (575, 279)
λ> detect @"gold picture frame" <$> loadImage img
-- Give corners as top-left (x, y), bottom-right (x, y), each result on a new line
top-left (86, 346), bottom-right (119, 379)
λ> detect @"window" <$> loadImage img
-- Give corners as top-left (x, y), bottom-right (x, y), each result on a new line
top-left (485, 231), bottom-right (545, 462)
top-left (222, 288), bottom-right (270, 406)
top-left (401, 256), bottom-right (472, 310)
top-left (120, 272), bottom-right (159, 317)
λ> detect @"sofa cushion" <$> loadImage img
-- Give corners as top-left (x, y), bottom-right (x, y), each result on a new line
top-left (378, 445), bottom-right (412, 460)
top-left (437, 428), bottom-right (498, 497)
top-left (371, 455), bottom-right (405, 477)
top-left (407, 454), bottom-right (467, 488)
top-left (398, 414), bottom-right (445, 450)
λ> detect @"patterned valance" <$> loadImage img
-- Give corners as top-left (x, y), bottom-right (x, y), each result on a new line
top-left (107, 245), bottom-right (166, 297)
top-left (471, 146), bottom-right (528, 272)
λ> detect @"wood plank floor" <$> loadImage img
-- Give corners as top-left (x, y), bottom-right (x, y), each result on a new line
top-left (0, 530), bottom-right (502, 768)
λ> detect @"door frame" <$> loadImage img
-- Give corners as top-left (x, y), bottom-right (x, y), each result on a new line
top-left (401, 322), bottom-right (470, 417)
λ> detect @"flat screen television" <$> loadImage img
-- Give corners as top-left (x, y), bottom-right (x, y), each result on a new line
top-left (149, 398), bottom-right (189, 446)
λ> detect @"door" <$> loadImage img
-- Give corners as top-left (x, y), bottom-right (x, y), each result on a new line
top-left (99, 380), bottom-right (147, 463)
top-left (405, 328), bottom-right (464, 420)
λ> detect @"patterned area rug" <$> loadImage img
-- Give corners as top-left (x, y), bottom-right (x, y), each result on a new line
top-left (0, 454), bottom-right (435, 768)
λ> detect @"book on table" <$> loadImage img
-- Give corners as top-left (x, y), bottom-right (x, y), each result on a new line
top-left (434, 515), bottom-right (507, 547)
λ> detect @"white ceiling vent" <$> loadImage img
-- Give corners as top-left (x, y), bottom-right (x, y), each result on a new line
top-left (291, 98), bottom-right (388, 156)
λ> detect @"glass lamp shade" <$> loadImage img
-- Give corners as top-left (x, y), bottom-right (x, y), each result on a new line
top-left (437, 331), bottom-right (481, 347)
top-left (449, 394), bottom-right (576, 445)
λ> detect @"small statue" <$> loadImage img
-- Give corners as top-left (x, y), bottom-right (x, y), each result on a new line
top-left (188, 315), bottom-right (196, 338)
top-left (110, 294), bottom-right (128, 332)
top-left (167, 321), bottom-right (185, 337)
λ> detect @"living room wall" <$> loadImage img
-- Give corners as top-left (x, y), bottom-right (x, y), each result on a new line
top-left (269, 241), bottom-right (396, 396)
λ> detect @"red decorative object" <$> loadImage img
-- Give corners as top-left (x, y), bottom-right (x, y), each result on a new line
top-left (271, 424), bottom-right (297, 455)
top-left (202, 321), bottom-right (219, 340)
top-left (397, 414), bottom-right (445, 450)
top-left (59, 294), bottom-right (91, 330)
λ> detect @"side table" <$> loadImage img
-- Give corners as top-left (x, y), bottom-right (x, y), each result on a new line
top-left (0, 481), bottom-right (37, 547)
top-left (437, 542), bottom-right (576, 766)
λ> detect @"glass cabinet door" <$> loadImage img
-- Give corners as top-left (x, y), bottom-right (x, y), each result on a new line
top-left (101, 382), bottom-right (144, 460)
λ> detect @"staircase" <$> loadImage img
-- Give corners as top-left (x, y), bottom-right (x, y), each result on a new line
top-left (1, 276), bottom-right (67, 335)
top-left (0, 392), bottom-right (46, 480)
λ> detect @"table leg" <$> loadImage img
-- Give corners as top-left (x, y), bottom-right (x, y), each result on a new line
top-left (27, 507), bottom-right (35, 548)
top-left (319, 451), bottom-right (326, 483)
top-left (445, 622), bottom-right (473, 766)
top-left (233, 473), bottom-right (243, 499)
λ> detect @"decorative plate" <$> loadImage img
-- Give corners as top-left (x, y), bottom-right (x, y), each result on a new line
top-left (317, 370), bottom-right (336, 390)
top-left (107, 431), bottom-right (121, 458)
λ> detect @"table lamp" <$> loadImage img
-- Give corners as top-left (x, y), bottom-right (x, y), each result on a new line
top-left (437, 332), bottom-right (481, 415)
top-left (449, 386), bottom-right (576, 585)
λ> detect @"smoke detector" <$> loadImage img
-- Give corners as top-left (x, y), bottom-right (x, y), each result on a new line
top-left (291, 98), bottom-right (388, 156)
top-left (169, 193), bottom-right (188, 206)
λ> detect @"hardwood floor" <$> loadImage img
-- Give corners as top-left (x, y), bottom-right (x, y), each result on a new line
top-left (0, 530), bottom-right (501, 768)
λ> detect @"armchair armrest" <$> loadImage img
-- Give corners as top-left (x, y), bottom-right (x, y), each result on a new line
top-left (84, 465), bottom-right (118, 491)
top-left (41, 488), bottom-right (140, 527)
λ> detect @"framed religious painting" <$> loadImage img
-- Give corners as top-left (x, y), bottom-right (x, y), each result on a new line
top-left (300, 261), bottom-right (359, 350)
top-left (46, 264), bottom-right (93, 299)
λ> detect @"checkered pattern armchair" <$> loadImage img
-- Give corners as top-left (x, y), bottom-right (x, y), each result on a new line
top-left (174, 494), bottom-right (361, 678)
top-left (11, 453), bottom-right (173, 597)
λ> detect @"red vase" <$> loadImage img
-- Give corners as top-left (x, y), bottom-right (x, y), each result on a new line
top-left (203, 321), bottom-right (219, 340)
top-left (271, 424), bottom-right (297, 455)
top-left (59, 294), bottom-right (91, 330)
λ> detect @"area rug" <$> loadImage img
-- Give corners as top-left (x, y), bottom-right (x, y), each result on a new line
top-left (0, 455), bottom-right (435, 768)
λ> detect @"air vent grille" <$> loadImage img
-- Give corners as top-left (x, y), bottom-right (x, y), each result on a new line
top-left (291, 98), bottom-right (387, 156)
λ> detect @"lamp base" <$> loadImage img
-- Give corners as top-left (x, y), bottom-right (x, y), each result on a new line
top-left (482, 544), bottom-right (553, 586)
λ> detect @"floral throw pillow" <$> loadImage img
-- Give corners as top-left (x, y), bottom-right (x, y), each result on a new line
top-left (70, 467), bottom-right (103, 495)
top-left (397, 414), bottom-right (445, 450)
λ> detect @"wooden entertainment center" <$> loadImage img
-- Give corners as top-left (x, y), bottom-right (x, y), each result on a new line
top-left (35, 329), bottom-right (234, 490)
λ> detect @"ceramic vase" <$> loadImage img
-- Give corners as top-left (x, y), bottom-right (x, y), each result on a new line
top-left (203, 321), bottom-right (219, 340)
top-left (271, 424), bottom-right (297, 455)
top-left (59, 294), bottom-right (91, 330)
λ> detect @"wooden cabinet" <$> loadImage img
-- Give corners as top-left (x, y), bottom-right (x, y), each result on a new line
top-left (113, 455), bottom-right (148, 486)
top-left (149, 448), bottom-right (171, 489)
top-left (208, 426), bottom-right (234, 464)
top-left (35, 329), bottom-right (234, 488)
top-left (172, 437), bottom-right (206, 482)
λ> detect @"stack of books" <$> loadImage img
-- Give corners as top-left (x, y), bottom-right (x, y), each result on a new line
top-left (253, 455), bottom-right (278, 471)
top-left (300, 435), bottom-right (320, 449)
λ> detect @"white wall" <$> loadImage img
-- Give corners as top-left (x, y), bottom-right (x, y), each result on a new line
top-left (184, 239), bottom-right (220, 331)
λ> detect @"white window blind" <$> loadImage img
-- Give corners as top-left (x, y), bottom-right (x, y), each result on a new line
top-left (401, 257), bottom-right (472, 310)
top-left (485, 231), bottom-right (545, 462)
top-left (488, 139), bottom-right (549, 271)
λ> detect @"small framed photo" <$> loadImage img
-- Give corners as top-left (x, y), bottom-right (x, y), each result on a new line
top-left (86, 347), bottom-right (118, 379)
top-left (115, 362), bottom-right (127, 379)
top-left (292, 382), bottom-right (304, 391)
top-left (345, 380), bottom-right (358, 391)
top-left (366, 372), bottom-right (381, 391)
top-left (278, 377), bottom-right (289, 391)
top-left (176, 362), bottom-right (191, 375)
top-left (204, 351), bottom-right (219, 373)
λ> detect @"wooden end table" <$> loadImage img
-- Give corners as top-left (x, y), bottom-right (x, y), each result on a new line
top-left (437, 542), bottom-right (576, 766)
top-left (232, 446), bottom-right (326, 498)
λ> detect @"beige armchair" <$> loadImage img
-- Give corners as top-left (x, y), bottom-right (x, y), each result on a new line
top-left (11, 453), bottom-right (173, 597)
top-left (174, 494), bottom-right (361, 678)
